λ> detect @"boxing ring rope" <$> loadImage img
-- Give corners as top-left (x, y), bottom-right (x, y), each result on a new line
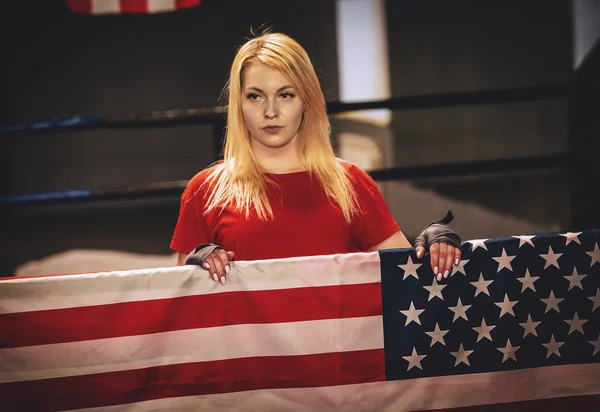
top-left (0, 154), bottom-right (570, 208)
top-left (0, 83), bottom-right (570, 207)
top-left (0, 84), bottom-right (567, 133)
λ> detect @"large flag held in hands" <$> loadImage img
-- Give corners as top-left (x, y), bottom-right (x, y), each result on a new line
top-left (1, 230), bottom-right (600, 411)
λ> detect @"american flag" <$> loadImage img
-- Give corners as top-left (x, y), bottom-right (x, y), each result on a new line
top-left (67, 0), bottom-right (202, 15)
top-left (1, 230), bottom-right (599, 411)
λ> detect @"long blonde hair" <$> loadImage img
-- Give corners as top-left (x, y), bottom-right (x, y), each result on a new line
top-left (204, 31), bottom-right (359, 222)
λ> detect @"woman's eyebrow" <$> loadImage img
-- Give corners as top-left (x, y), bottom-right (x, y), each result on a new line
top-left (245, 85), bottom-right (293, 93)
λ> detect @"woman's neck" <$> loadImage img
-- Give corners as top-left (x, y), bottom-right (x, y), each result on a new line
top-left (252, 141), bottom-right (305, 174)
top-left (257, 156), bottom-right (305, 174)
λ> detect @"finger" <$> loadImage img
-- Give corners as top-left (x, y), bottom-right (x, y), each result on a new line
top-left (226, 250), bottom-right (235, 261)
top-left (201, 255), bottom-right (211, 270)
top-left (210, 251), bottom-right (225, 284)
top-left (217, 249), bottom-right (231, 275)
top-left (204, 255), bottom-right (219, 283)
top-left (415, 247), bottom-right (425, 259)
top-left (429, 242), bottom-right (440, 279)
top-left (454, 246), bottom-right (462, 266)
top-left (443, 245), bottom-right (455, 279)
top-left (436, 242), bottom-right (448, 281)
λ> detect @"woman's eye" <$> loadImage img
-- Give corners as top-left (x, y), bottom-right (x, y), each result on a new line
top-left (280, 93), bottom-right (295, 99)
top-left (246, 93), bottom-right (261, 100)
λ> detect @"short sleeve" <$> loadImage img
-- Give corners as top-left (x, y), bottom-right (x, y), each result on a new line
top-left (169, 174), bottom-right (212, 255)
top-left (348, 164), bottom-right (400, 251)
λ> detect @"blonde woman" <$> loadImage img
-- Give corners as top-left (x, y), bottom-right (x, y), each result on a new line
top-left (170, 32), bottom-right (462, 285)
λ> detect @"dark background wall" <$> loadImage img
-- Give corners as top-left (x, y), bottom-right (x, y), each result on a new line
top-left (1, 0), bottom-right (594, 277)
top-left (1, 0), bottom-right (339, 196)
top-left (570, 40), bottom-right (600, 232)
top-left (570, 0), bottom-right (600, 231)
top-left (0, 0), bottom-right (339, 276)
top-left (385, 0), bottom-right (573, 231)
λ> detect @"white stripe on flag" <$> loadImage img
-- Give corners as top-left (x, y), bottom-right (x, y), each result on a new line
top-left (0, 252), bottom-right (382, 314)
top-left (0, 316), bottom-right (384, 383)
top-left (147, 0), bottom-right (176, 13)
top-left (92, 0), bottom-right (120, 14)
top-left (62, 363), bottom-right (600, 412)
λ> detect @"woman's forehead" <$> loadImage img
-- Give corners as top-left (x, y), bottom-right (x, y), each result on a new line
top-left (242, 62), bottom-right (294, 89)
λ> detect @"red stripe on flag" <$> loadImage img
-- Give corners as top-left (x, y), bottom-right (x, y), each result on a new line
top-left (1, 349), bottom-right (385, 411)
top-left (66, 0), bottom-right (92, 13)
top-left (0, 283), bottom-right (382, 347)
top-left (425, 393), bottom-right (600, 411)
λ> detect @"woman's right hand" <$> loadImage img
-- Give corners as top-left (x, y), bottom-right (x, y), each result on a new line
top-left (203, 249), bottom-right (235, 284)
top-left (184, 244), bottom-right (235, 284)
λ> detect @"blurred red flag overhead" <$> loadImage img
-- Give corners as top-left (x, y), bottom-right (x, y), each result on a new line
top-left (67, 0), bottom-right (202, 15)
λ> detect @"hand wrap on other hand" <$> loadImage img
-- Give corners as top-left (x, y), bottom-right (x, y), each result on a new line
top-left (185, 243), bottom-right (223, 266)
top-left (414, 210), bottom-right (462, 252)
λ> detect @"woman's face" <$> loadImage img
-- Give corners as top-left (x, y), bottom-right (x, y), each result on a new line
top-left (241, 62), bottom-right (304, 152)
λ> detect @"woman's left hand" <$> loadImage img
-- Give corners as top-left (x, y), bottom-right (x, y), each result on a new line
top-left (416, 241), bottom-right (462, 282)
top-left (414, 211), bottom-right (462, 282)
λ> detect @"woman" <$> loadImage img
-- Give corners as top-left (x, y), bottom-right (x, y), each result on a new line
top-left (170, 32), bottom-right (462, 285)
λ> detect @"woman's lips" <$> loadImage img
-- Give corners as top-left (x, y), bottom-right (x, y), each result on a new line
top-left (263, 126), bottom-right (283, 134)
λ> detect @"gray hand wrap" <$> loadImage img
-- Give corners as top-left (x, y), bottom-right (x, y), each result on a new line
top-left (185, 243), bottom-right (223, 266)
top-left (414, 211), bottom-right (462, 251)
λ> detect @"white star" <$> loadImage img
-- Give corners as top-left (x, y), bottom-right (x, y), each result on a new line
top-left (519, 314), bottom-right (541, 338)
top-left (423, 278), bottom-right (446, 301)
top-left (470, 273), bottom-right (493, 297)
top-left (473, 318), bottom-right (495, 342)
top-left (513, 235), bottom-right (535, 247)
top-left (564, 267), bottom-right (586, 291)
top-left (451, 259), bottom-right (469, 276)
top-left (517, 269), bottom-right (539, 292)
top-left (492, 248), bottom-right (516, 272)
top-left (448, 297), bottom-right (471, 322)
top-left (540, 246), bottom-right (562, 269)
top-left (495, 294), bottom-right (517, 318)
top-left (398, 256), bottom-right (422, 280)
top-left (586, 243), bottom-right (600, 266)
top-left (425, 322), bottom-right (449, 347)
top-left (543, 334), bottom-right (564, 358)
top-left (466, 239), bottom-right (488, 251)
top-left (450, 343), bottom-right (474, 366)
top-left (560, 232), bottom-right (582, 245)
top-left (589, 334), bottom-right (600, 356)
top-left (497, 338), bottom-right (520, 363)
top-left (541, 290), bottom-right (564, 313)
top-left (589, 288), bottom-right (600, 312)
top-left (565, 312), bottom-right (588, 335)
top-left (402, 348), bottom-right (427, 371)
top-left (399, 302), bottom-right (425, 326)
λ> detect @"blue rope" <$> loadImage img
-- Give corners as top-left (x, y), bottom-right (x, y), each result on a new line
top-left (0, 115), bottom-right (101, 132)
top-left (0, 190), bottom-right (92, 205)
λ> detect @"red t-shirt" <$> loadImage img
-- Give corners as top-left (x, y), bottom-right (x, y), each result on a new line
top-left (170, 161), bottom-right (400, 261)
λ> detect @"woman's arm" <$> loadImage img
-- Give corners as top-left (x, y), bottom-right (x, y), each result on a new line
top-left (369, 230), bottom-right (412, 250)
top-left (344, 164), bottom-right (461, 281)
top-left (177, 253), bottom-right (187, 266)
